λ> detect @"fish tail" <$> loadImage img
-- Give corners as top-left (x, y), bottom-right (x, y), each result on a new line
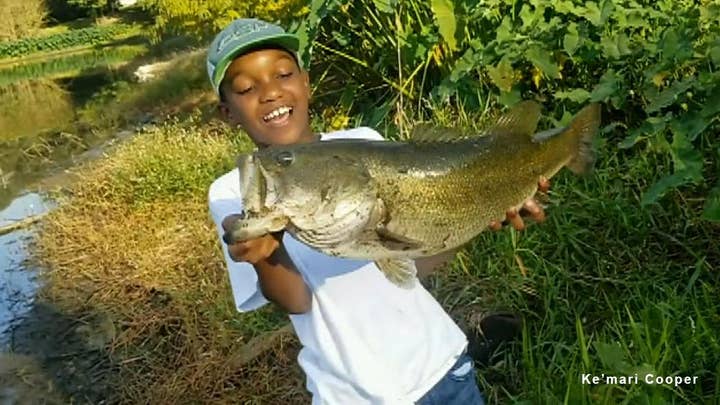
top-left (564, 103), bottom-right (601, 175)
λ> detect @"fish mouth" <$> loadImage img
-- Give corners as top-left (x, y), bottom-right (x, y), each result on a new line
top-left (238, 154), bottom-right (277, 214)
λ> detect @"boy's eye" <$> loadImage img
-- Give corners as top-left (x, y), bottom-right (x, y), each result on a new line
top-left (278, 71), bottom-right (293, 79)
top-left (237, 86), bottom-right (253, 95)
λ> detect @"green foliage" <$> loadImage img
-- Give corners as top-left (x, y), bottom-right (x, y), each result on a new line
top-left (0, 24), bottom-right (132, 59)
top-left (66, 0), bottom-right (118, 12)
top-left (76, 50), bottom-right (209, 129)
top-left (0, 45), bottom-right (146, 86)
top-left (440, 134), bottom-right (720, 403)
top-left (294, 0), bottom-right (719, 221)
top-left (87, 115), bottom-right (251, 205)
top-left (139, 0), bottom-right (308, 41)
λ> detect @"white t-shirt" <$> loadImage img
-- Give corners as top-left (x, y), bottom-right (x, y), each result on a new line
top-left (208, 127), bottom-right (467, 405)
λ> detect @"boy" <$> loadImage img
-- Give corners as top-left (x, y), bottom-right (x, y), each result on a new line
top-left (207, 18), bottom-right (547, 404)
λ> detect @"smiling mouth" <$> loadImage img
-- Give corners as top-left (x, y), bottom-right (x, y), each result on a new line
top-left (263, 106), bottom-right (293, 124)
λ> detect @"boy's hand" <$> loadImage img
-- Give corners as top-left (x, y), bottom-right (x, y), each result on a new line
top-left (489, 176), bottom-right (550, 231)
top-left (222, 214), bottom-right (282, 263)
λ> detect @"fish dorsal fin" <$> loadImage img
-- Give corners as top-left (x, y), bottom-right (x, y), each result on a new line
top-left (484, 100), bottom-right (543, 137)
top-left (409, 122), bottom-right (468, 143)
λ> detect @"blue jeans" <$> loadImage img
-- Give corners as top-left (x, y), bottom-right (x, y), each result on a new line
top-left (415, 353), bottom-right (485, 405)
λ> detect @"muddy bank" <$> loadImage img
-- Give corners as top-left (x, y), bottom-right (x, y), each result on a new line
top-left (3, 303), bottom-right (118, 404)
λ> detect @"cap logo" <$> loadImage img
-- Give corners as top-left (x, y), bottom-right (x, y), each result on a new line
top-left (216, 20), bottom-right (273, 55)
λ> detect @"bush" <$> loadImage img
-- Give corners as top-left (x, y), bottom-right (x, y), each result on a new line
top-left (298, 0), bottom-right (719, 221)
top-left (0, 23), bottom-right (132, 59)
top-left (139, 0), bottom-right (309, 41)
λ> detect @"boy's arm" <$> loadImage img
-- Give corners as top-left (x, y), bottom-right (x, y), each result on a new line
top-left (222, 216), bottom-right (312, 314)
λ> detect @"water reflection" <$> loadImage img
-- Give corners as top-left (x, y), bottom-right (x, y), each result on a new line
top-left (0, 79), bottom-right (74, 142)
top-left (0, 48), bottom-right (142, 211)
top-left (0, 192), bottom-right (51, 348)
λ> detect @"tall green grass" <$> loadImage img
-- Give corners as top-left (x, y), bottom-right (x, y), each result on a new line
top-left (430, 120), bottom-right (719, 403)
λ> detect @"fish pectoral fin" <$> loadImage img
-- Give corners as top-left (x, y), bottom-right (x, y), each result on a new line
top-left (375, 258), bottom-right (418, 289)
top-left (375, 226), bottom-right (424, 251)
top-left (485, 100), bottom-right (542, 137)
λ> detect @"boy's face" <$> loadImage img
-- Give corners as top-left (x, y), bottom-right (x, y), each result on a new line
top-left (219, 48), bottom-right (313, 147)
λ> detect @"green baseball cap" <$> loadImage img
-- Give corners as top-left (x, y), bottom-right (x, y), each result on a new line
top-left (206, 18), bottom-right (300, 95)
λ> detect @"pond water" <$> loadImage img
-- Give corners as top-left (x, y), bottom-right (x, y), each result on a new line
top-left (0, 192), bottom-right (51, 349)
top-left (0, 46), bottom-right (147, 346)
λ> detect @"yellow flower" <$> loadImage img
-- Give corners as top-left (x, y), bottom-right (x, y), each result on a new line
top-left (532, 66), bottom-right (542, 89)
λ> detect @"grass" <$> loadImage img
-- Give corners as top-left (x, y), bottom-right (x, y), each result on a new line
top-left (431, 128), bottom-right (720, 404)
top-left (75, 48), bottom-right (214, 130)
top-left (33, 116), bottom-right (307, 402)
top-left (29, 91), bottom-right (719, 403)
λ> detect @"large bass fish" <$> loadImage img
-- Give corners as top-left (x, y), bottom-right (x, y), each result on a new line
top-left (225, 101), bottom-right (601, 287)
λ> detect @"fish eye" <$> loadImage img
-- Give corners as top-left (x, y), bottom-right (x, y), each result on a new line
top-left (275, 151), bottom-right (294, 166)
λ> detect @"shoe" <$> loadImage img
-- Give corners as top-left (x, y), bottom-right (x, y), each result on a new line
top-left (466, 312), bottom-right (522, 367)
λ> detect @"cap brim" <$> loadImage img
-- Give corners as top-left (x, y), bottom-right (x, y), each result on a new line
top-left (212, 34), bottom-right (300, 94)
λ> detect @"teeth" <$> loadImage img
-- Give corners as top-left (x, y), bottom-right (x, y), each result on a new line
top-left (264, 106), bottom-right (292, 121)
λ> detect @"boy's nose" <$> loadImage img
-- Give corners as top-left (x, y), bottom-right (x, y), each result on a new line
top-left (259, 82), bottom-right (282, 102)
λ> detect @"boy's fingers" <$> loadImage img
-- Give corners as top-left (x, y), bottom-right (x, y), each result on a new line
top-left (227, 242), bottom-right (249, 262)
top-left (489, 220), bottom-right (502, 231)
top-left (521, 199), bottom-right (546, 223)
top-left (506, 208), bottom-right (525, 231)
top-left (538, 176), bottom-right (550, 193)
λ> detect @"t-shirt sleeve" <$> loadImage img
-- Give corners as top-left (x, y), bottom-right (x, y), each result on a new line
top-left (208, 168), bottom-right (269, 312)
top-left (321, 126), bottom-right (385, 142)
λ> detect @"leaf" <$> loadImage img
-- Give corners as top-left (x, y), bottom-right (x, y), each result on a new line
top-left (373, 0), bottom-right (396, 14)
top-left (642, 172), bottom-right (693, 206)
top-left (554, 88), bottom-right (590, 103)
top-left (563, 24), bottom-right (580, 56)
top-left (600, 34), bottom-right (620, 59)
top-left (487, 58), bottom-right (516, 92)
top-left (710, 46), bottom-right (720, 67)
top-left (620, 116), bottom-right (669, 149)
top-left (703, 183), bottom-right (720, 222)
top-left (579, 2), bottom-right (602, 26)
top-left (526, 45), bottom-right (560, 78)
top-left (660, 28), bottom-right (693, 62)
top-left (637, 128), bottom-right (702, 206)
top-left (601, 33), bottom-right (631, 60)
top-left (670, 132), bottom-right (703, 182)
top-left (590, 69), bottom-right (621, 102)
top-left (701, 86), bottom-right (720, 118)
top-left (520, 4), bottom-right (536, 29)
top-left (670, 112), bottom-right (710, 142)
top-left (618, 132), bottom-right (644, 149)
top-left (594, 342), bottom-right (630, 374)
top-left (553, 1), bottom-right (577, 14)
top-left (498, 87), bottom-right (521, 107)
top-left (644, 79), bottom-right (693, 113)
top-left (431, 0), bottom-right (458, 51)
top-left (496, 16), bottom-right (514, 43)
top-left (600, 0), bottom-right (615, 25)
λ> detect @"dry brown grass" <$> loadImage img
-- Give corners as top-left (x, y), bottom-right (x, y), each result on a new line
top-left (32, 117), bottom-right (307, 403)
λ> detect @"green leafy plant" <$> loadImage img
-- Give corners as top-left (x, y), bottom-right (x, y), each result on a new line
top-left (293, 0), bottom-right (719, 221)
top-left (0, 23), bottom-right (133, 59)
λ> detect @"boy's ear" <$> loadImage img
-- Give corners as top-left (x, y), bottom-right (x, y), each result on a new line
top-left (302, 69), bottom-right (311, 97)
top-left (218, 102), bottom-right (231, 121)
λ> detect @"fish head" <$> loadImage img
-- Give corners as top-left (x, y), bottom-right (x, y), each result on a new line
top-left (241, 142), bottom-right (374, 231)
